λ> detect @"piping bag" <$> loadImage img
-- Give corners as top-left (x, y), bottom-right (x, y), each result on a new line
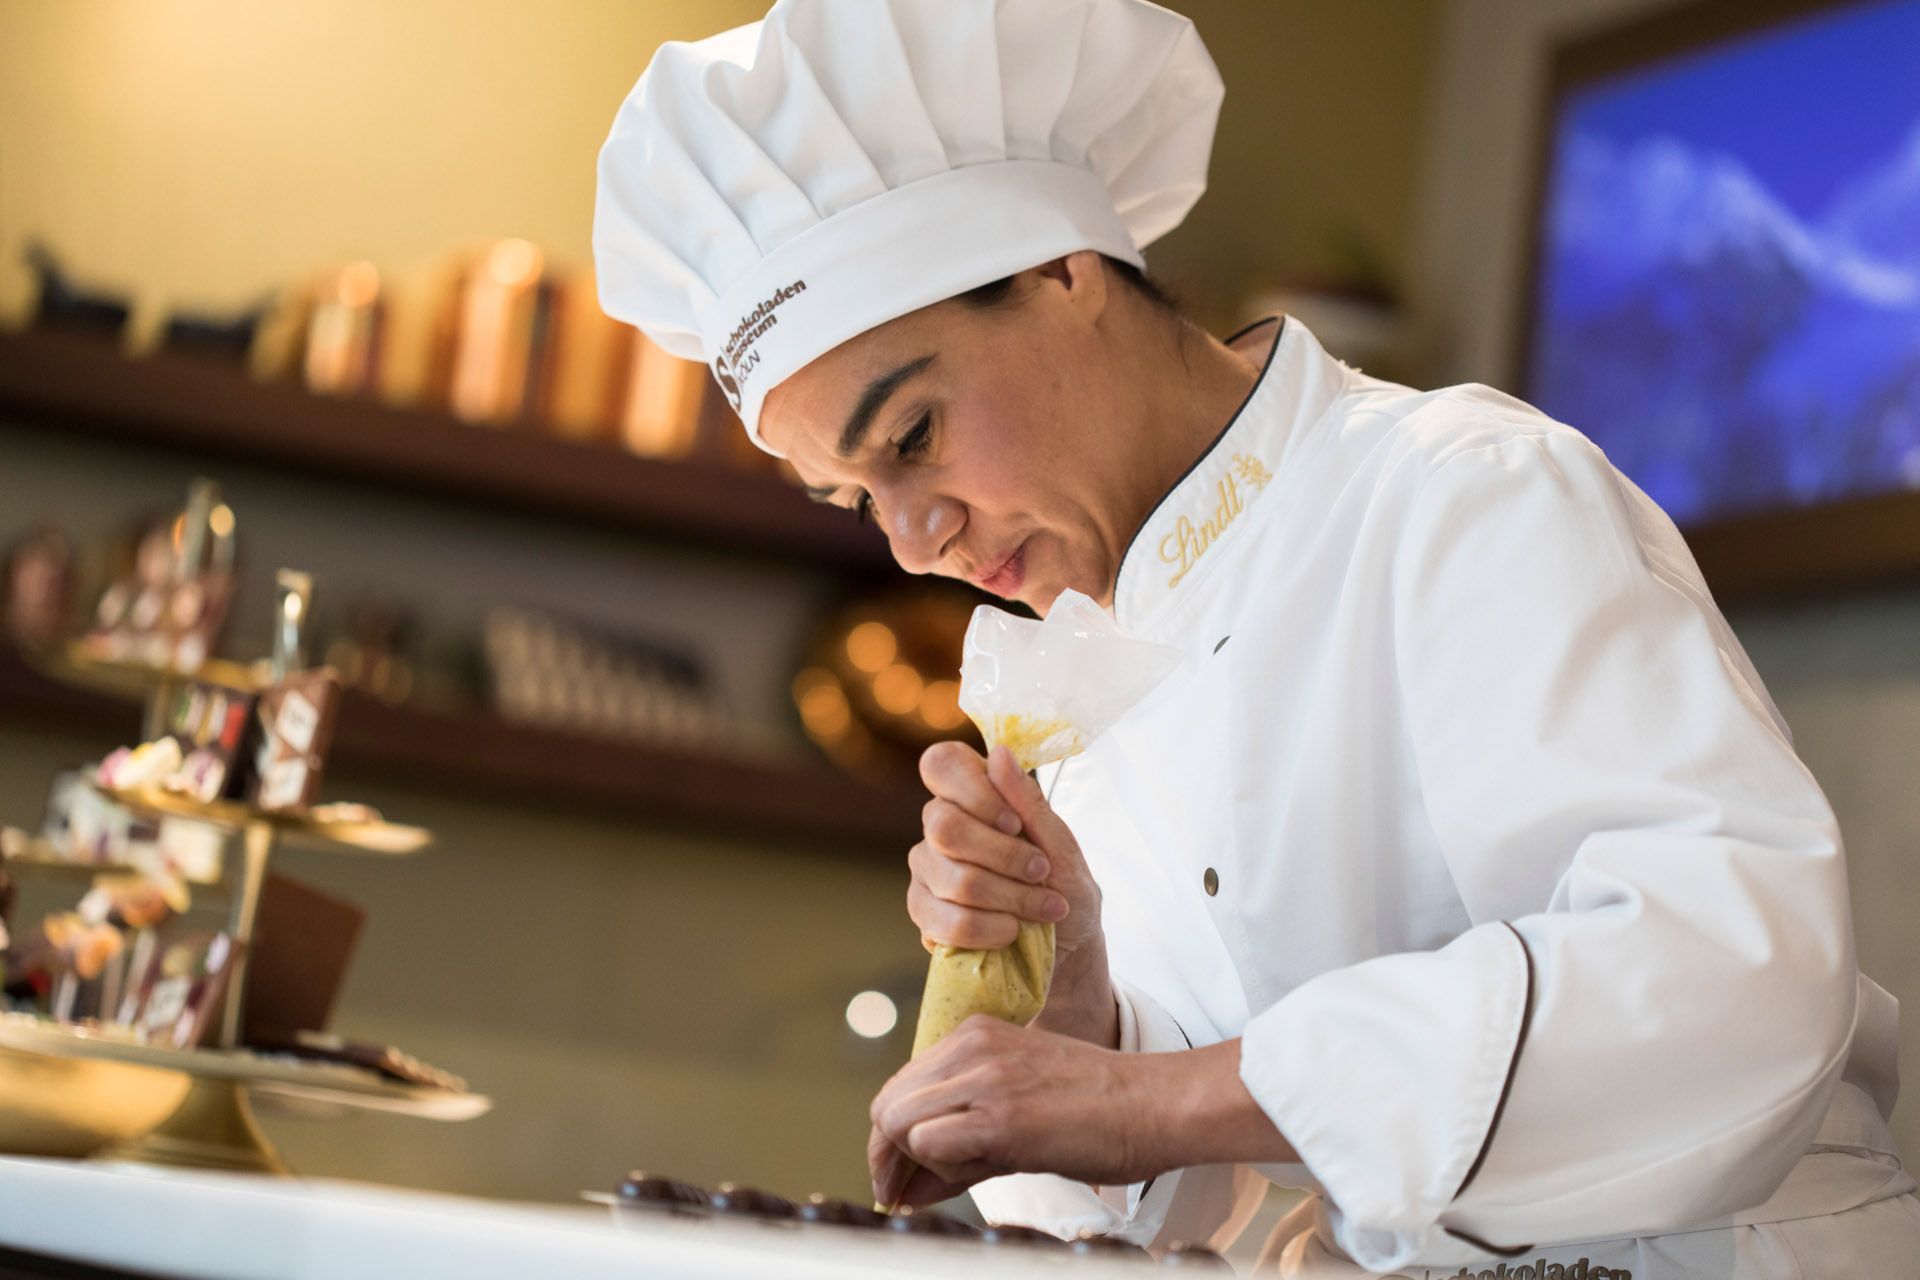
top-left (886, 590), bottom-right (1179, 1209)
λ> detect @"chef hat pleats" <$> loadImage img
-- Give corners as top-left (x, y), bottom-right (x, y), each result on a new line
top-left (777, 3), bottom-right (950, 186)
top-left (593, 0), bottom-right (1223, 452)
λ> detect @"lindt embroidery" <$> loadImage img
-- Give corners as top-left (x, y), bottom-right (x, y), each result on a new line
top-left (1157, 454), bottom-right (1272, 589)
top-left (1231, 452), bottom-right (1274, 489)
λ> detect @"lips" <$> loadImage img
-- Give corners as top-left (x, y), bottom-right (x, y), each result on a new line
top-left (972, 539), bottom-right (1028, 596)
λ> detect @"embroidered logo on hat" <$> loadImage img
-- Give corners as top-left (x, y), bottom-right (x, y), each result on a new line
top-left (713, 358), bottom-right (742, 412)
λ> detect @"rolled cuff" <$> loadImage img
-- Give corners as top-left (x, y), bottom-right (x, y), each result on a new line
top-left (1237, 922), bottom-right (1532, 1271)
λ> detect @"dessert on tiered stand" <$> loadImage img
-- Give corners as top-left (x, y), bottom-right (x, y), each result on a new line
top-left (1, 484), bottom-right (486, 1174)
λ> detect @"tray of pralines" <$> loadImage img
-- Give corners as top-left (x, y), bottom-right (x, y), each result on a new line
top-left (584, 1173), bottom-right (1233, 1270)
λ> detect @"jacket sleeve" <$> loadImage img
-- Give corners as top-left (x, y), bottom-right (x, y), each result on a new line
top-left (969, 977), bottom-right (1266, 1250)
top-left (1235, 424), bottom-right (1857, 1271)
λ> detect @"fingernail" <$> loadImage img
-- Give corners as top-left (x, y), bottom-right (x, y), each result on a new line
top-left (1026, 854), bottom-right (1049, 882)
top-left (1044, 894), bottom-right (1069, 921)
top-left (996, 809), bottom-right (1022, 835)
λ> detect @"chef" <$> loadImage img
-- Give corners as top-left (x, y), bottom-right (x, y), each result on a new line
top-left (593, 0), bottom-right (1920, 1273)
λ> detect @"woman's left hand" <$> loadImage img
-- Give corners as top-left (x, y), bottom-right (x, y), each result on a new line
top-left (868, 1014), bottom-right (1166, 1209)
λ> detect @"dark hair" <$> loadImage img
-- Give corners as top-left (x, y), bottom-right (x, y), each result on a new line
top-left (956, 256), bottom-right (1179, 312)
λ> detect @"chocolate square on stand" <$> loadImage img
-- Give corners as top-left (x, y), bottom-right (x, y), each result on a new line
top-left (250, 670), bottom-right (342, 813)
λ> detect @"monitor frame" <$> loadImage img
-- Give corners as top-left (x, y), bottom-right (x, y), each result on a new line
top-left (1513, 0), bottom-right (1920, 605)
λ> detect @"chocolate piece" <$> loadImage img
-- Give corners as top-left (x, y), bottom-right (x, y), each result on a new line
top-left (250, 669), bottom-right (342, 812)
top-left (980, 1223), bottom-right (1061, 1248)
top-left (121, 930), bottom-right (240, 1048)
top-left (239, 873), bottom-right (365, 1049)
top-left (798, 1194), bottom-right (887, 1229)
top-left (885, 1208), bottom-right (977, 1239)
top-left (616, 1173), bottom-right (711, 1216)
top-left (251, 1029), bottom-right (464, 1092)
top-left (161, 680), bottom-right (257, 803)
top-left (1161, 1242), bottom-right (1234, 1270)
top-left (708, 1183), bottom-right (798, 1220)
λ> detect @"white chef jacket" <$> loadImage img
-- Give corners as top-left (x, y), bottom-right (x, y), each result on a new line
top-left (968, 317), bottom-right (1919, 1274)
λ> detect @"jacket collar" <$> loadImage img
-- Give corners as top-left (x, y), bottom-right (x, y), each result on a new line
top-left (1110, 317), bottom-right (1351, 636)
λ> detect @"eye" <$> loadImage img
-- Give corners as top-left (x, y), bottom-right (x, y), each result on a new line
top-left (895, 412), bottom-right (933, 459)
top-left (841, 413), bottom-right (933, 525)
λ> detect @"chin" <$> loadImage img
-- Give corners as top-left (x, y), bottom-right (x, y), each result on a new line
top-left (1025, 582), bottom-right (1063, 617)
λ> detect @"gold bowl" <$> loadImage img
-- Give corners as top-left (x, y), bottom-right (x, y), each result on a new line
top-left (0, 1041), bottom-right (191, 1158)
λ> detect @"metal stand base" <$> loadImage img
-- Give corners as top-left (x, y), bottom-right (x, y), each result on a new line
top-left (94, 1077), bottom-right (288, 1176)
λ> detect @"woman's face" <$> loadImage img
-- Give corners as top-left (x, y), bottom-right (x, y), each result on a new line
top-left (759, 253), bottom-right (1146, 616)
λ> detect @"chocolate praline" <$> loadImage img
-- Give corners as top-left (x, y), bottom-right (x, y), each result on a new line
top-left (885, 1207), bottom-right (979, 1238)
top-left (1070, 1232), bottom-right (1152, 1262)
top-left (1162, 1241), bottom-right (1235, 1270)
top-left (979, 1223), bottom-right (1062, 1248)
top-left (708, 1183), bottom-right (799, 1220)
top-left (614, 1172), bottom-right (710, 1215)
top-left (799, 1193), bottom-right (888, 1229)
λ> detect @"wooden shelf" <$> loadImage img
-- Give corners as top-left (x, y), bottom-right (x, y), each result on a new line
top-left (0, 643), bottom-right (923, 853)
top-left (0, 329), bottom-right (894, 571)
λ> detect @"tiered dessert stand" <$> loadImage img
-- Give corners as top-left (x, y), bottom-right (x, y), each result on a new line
top-left (0, 643), bottom-right (489, 1174)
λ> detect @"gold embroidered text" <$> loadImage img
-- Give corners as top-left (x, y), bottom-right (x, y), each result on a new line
top-left (1157, 454), bottom-right (1272, 589)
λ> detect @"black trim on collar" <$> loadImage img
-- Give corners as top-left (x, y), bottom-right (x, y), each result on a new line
top-left (1108, 316), bottom-right (1290, 601)
top-left (1222, 313), bottom-right (1285, 347)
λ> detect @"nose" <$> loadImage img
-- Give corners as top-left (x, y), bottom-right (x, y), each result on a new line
top-left (882, 487), bottom-right (965, 575)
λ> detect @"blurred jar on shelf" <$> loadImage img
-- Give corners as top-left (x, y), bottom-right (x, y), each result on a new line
top-left (321, 595), bottom-right (416, 707)
top-left (444, 239), bottom-right (546, 427)
top-left (481, 606), bottom-right (729, 750)
top-left (3, 524), bottom-right (76, 652)
top-left (303, 261), bottom-right (385, 398)
top-left (244, 238), bottom-right (779, 474)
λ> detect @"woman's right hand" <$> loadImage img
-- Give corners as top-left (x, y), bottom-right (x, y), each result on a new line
top-left (909, 743), bottom-right (1114, 1044)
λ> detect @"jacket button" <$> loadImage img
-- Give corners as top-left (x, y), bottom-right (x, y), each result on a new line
top-left (1203, 867), bottom-right (1219, 896)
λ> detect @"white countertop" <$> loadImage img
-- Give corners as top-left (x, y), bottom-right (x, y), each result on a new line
top-left (0, 1157), bottom-right (1167, 1279)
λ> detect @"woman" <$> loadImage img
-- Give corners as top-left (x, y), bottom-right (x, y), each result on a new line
top-left (594, 1), bottom-right (1919, 1273)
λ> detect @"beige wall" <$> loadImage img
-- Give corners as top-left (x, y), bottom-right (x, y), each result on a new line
top-left (0, 0), bottom-right (1437, 340)
top-left (0, 0), bottom-right (771, 338)
top-left (1158, 1), bottom-right (1438, 316)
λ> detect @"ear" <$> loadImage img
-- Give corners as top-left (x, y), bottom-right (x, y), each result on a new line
top-left (1026, 250), bottom-right (1109, 323)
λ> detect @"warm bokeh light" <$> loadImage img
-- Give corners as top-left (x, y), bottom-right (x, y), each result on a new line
top-left (337, 259), bottom-right (381, 306)
top-left (207, 503), bottom-right (235, 539)
top-left (919, 678), bottom-right (965, 731)
top-left (793, 668), bottom-right (852, 741)
top-left (486, 238), bottom-right (543, 287)
top-left (871, 662), bottom-right (922, 716)
top-left (844, 990), bottom-right (898, 1039)
top-left (844, 621), bottom-right (898, 673)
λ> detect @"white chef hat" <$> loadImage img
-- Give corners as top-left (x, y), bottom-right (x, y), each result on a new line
top-left (593, 0), bottom-right (1223, 454)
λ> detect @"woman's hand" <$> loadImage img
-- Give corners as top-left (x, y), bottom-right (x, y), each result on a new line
top-left (869, 1015), bottom-right (1161, 1209)
top-left (909, 742), bottom-right (1114, 1044)
top-left (868, 1020), bottom-right (1298, 1211)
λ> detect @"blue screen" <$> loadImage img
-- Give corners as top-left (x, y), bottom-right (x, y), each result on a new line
top-left (1527, 0), bottom-right (1920, 527)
